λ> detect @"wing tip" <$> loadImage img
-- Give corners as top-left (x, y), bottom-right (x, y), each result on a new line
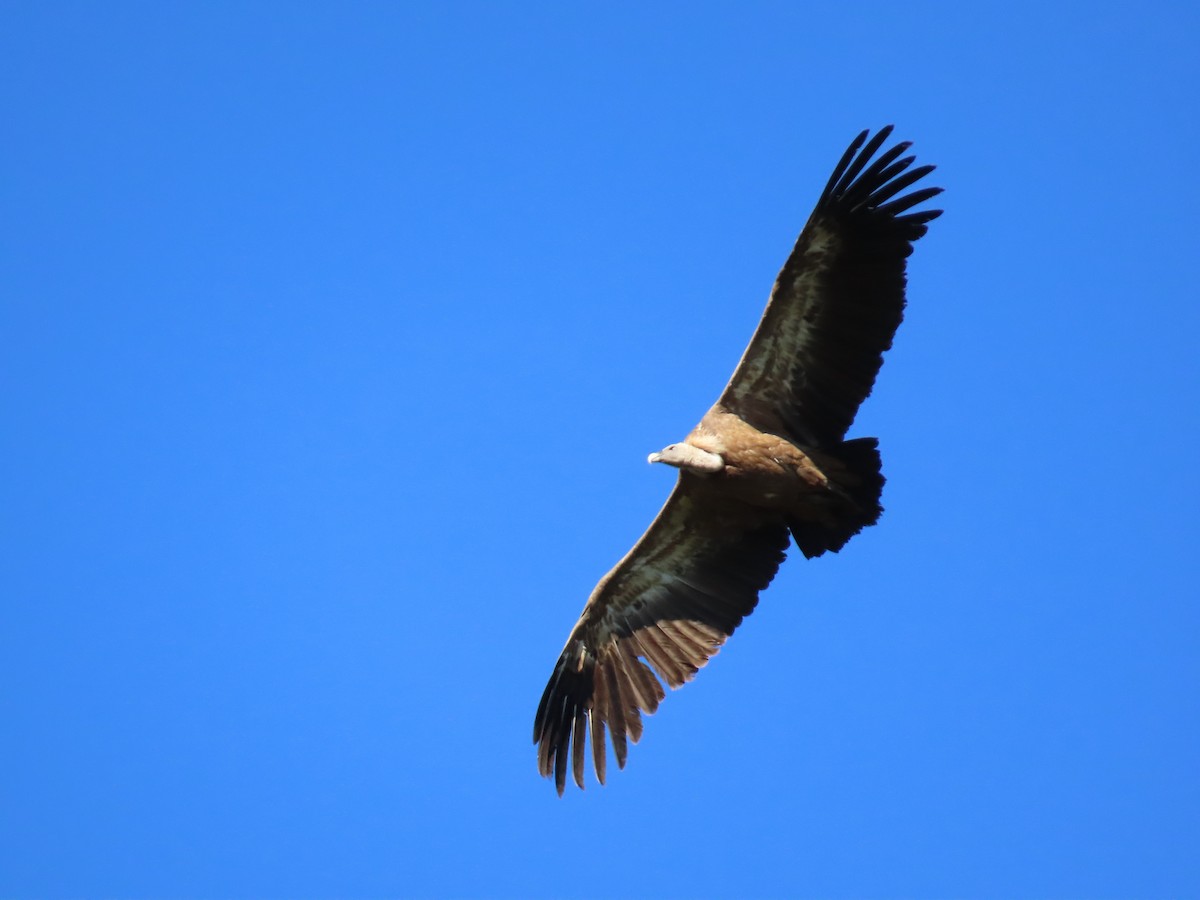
top-left (819, 126), bottom-right (943, 228)
top-left (535, 617), bottom-right (717, 793)
top-left (534, 639), bottom-right (652, 795)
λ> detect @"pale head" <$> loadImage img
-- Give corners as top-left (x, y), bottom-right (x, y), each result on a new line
top-left (647, 442), bottom-right (725, 474)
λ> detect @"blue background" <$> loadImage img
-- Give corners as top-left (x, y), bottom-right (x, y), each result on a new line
top-left (3, 3), bottom-right (1198, 897)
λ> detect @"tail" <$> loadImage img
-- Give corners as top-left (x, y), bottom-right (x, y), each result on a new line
top-left (786, 437), bottom-right (885, 559)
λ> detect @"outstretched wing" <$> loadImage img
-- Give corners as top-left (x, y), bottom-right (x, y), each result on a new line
top-left (719, 125), bottom-right (943, 446)
top-left (533, 485), bottom-right (789, 794)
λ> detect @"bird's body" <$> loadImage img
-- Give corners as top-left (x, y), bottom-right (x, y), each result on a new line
top-left (682, 406), bottom-right (842, 501)
top-left (534, 126), bottom-right (942, 793)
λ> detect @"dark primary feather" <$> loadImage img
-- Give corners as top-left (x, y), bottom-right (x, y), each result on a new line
top-left (720, 125), bottom-right (943, 446)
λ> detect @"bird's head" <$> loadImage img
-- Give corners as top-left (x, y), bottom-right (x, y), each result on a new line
top-left (647, 442), bottom-right (725, 474)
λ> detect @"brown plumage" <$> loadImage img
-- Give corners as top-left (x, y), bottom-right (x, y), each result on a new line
top-left (533, 126), bottom-right (942, 794)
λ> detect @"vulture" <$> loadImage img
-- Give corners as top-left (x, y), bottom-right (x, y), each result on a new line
top-left (533, 126), bottom-right (942, 794)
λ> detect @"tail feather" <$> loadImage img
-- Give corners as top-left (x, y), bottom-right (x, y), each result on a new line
top-left (787, 437), bottom-right (885, 559)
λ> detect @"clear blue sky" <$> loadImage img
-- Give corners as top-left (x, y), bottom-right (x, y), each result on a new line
top-left (3, 3), bottom-right (1198, 898)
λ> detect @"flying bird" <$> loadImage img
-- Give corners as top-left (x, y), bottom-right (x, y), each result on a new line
top-left (533, 126), bottom-right (942, 794)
